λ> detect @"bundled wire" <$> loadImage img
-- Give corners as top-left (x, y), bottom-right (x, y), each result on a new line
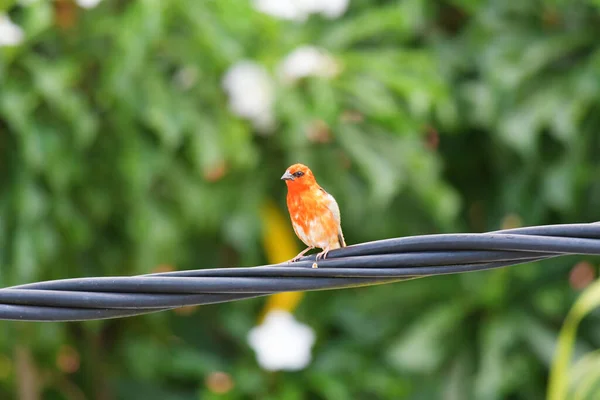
top-left (1, 223), bottom-right (600, 322)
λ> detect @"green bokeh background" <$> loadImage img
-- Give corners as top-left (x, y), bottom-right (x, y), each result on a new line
top-left (1, 0), bottom-right (600, 399)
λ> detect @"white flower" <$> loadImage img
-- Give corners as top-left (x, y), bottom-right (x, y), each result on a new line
top-left (253, 0), bottom-right (349, 21)
top-left (293, 0), bottom-right (324, 16)
top-left (278, 46), bottom-right (339, 83)
top-left (253, 0), bottom-right (308, 21)
top-left (76, 0), bottom-right (103, 8)
top-left (0, 15), bottom-right (24, 47)
top-left (318, 0), bottom-right (349, 19)
top-left (248, 310), bottom-right (316, 371)
top-left (222, 61), bottom-right (275, 132)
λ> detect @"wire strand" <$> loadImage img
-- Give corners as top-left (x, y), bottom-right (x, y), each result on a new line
top-left (1, 223), bottom-right (599, 321)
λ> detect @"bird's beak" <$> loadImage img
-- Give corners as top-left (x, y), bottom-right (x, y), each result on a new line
top-left (281, 171), bottom-right (294, 181)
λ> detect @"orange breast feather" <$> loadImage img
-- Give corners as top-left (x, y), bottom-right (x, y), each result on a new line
top-left (287, 188), bottom-right (342, 250)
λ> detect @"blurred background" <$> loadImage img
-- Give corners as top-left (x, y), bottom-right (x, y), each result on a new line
top-left (1, 0), bottom-right (600, 399)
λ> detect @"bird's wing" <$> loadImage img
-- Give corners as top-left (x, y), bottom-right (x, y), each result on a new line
top-left (320, 188), bottom-right (346, 247)
top-left (321, 189), bottom-right (340, 224)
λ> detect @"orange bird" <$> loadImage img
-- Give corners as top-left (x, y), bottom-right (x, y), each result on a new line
top-left (281, 163), bottom-right (346, 264)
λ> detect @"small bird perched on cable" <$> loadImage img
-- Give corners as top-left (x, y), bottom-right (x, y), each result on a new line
top-left (281, 163), bottom-right (346, 266)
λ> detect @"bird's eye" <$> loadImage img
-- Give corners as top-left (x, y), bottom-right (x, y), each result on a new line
top-left (293, 171), bottom-right (305, 178)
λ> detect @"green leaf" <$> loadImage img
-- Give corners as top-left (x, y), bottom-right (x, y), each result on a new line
top-left (548, 279), bottom-right (600, 400)
top-left (387, 302), bottom-right (468, 373)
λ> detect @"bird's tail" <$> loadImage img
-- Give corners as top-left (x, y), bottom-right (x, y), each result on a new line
top-left (338, 231), bottom-right (346, 248)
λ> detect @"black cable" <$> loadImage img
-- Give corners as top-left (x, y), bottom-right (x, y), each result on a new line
top-left (1, 223), bottom-right (599, 322)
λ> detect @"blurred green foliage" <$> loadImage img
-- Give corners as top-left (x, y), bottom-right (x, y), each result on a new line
top-left (549, 278), bottom-right (600, 400)
top-left (1, 0), bottom-right (600, 399)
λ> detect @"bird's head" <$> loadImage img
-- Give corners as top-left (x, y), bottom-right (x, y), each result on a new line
top-left (281, 163), bottom-right (316, 191)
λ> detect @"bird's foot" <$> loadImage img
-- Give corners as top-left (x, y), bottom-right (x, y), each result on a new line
top-left (287, 247), bottom-right (314, 263)
top-left (315, 250), bottom-right (329, 261)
